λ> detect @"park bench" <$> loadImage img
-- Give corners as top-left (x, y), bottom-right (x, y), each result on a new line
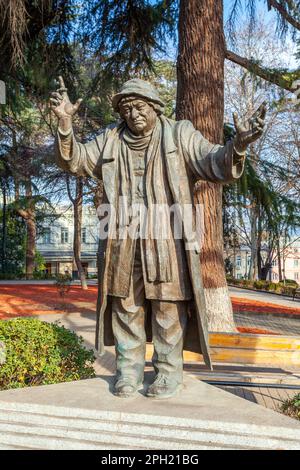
top-left (146, 332), bottom-right (300, 368)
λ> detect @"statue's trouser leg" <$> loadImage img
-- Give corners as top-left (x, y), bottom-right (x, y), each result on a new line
top-left (111, 252), bottom-right (146, 385)
top-left (151, 300), bottom-right (188, 383)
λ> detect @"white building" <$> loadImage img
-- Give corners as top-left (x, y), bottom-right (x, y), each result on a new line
top-left (225, 237), bottom-right (300, 284)
top-left (224, 245), bottom-right (252, 279)
top-left (36, 205), bottom-right (99, 277)
top-left (37, 204), bottom-right (300, 285)
top-left (270, 238), bottom-right (300, 283)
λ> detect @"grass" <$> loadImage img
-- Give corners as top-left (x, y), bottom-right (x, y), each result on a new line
top-left (281, 393), bottom-right (300, 421)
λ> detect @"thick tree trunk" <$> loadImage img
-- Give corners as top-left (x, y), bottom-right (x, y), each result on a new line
top-left (73, 177), bottom-right (88, 290)
top-left (176, 0), bottom-right (236, 331)
top-left (15, 179), bottom-right (36, 279)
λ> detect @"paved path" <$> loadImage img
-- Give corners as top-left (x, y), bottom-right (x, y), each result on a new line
top-left (217, 384), bottom-right (299, 415)
top-left (1, 281), bottom-right (299, 304)
top-left (229, 286), bottom-right (300, 308)
top-left (234, 312), bottom-right (300, 336)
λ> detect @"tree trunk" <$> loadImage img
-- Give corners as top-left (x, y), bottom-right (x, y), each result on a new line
top-left (73, 177), bottom-right (88, 290)
top-left (15, 179), bottom-right (36, 279)
top-left (25, 212), bottom-right (36, 279)
top-left (0, 179), bottom-right (7, 273)
top-left (24, 181), bottom-right (36, 279)
top-left (176, 0), bottom-right (235, 331)
top-left (249, 205), bottom-right (259, 280)
top-left (276, 237), bottom-right (283, 282)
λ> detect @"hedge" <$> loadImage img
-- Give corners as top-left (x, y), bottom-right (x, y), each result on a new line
top-left (227, 277), bottom-right (298, 295)
top-left (0, 318), bottom-right (96, 391)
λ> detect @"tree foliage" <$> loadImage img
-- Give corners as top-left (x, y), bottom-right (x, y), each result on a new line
top-left (0, 0), bottom-right (299, 281)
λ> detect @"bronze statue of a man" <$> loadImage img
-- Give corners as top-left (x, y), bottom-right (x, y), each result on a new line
top-left (51, 77), bottom-right (265, 399)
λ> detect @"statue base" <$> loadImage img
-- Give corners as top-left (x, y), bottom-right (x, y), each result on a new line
top-left (0, 372), bottom-right (300, 450)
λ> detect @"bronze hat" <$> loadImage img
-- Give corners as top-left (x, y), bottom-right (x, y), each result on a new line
top-left (112, 79), bottom-right (165, 113)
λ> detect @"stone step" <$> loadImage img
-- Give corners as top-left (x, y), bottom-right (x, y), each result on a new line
top-left (0, 376), bottom-right (300, 450)
top-left (0, 430), bottom-right (143, 450)
top-left (2, 399), bottom-right (300, 441)
top-left (0, 443), bottom-right (32, 450)
top-left (0, 406), bottom-right (300, 450)
top-left (0, 417), bottom-right (245, 450)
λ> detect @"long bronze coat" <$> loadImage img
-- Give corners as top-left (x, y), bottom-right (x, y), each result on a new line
top-left (55, 115), bottom-right (245, 369)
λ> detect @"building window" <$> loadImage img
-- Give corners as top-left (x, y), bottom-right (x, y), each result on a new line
top-left (295, 272), bottom-right (299, 281)
top-left (272, 259), bottom-right (277, 267)
top-left (82, 227), bottom-right (87, 244)
top-left (236, 256), bottom-right (241, 268)
top-left (61, 228), bottom-right (69, 244)
top-left (272, 272), bottom-right (278, 281)
top-left (42, 227), bottom-right (51, 244)
top-left (294, 259), bottom-right (299, 268)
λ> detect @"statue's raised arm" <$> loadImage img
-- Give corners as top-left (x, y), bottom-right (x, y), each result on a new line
top-left (233, 102), bottom-right (267, 154)
top-left (50, 76), bottom-right (82, 134)
top-left (178, 102), bottom-right (266, 185)
top-left (51, 76), bottom-right (107, 177)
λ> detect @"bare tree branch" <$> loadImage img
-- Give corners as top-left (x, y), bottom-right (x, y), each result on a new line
top-left (226, 49), bottom-right (300, 92)
top-left (268, 0), bottom-right (300, 31)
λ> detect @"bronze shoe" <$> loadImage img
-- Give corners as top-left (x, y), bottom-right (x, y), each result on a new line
top-left (114, 378), bottom-right (140, 398)
top-left (146, 374), bottom-right (182, 399)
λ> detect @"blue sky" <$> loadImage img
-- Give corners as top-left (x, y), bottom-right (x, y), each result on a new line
top-left (224, 0), bottom-right (272, 20)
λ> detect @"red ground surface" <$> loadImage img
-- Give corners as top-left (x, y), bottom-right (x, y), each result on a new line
top-left (0, 284), bottom-right (98, 319)
top-left (0, 285), bottom-right (299, 335)
top-left (231, 296), bottom-right (300, 317)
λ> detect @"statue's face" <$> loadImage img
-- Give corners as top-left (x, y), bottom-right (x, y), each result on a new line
top-left (119, 98), bottom-right (157, 136)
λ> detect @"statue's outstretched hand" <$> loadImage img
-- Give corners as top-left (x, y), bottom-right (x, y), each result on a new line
top-left (50, 76), bottom-right (82, 122)
top-left (233, 102), bottom-right (267, 153)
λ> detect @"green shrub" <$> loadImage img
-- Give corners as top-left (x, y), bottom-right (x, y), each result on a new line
top-left (281, 286), bottom-right (296, 296)
top-left (55, 273), bottom-right (72, 300)
top-left (226, 277), bottom-right (298, 294)
top-left (226, 277), bottom-right (243, 286)
top-left (263, 281), bottom-right (277, 291)
top-left (274, 284), bottom-right (283, 293)
top-left (281, 393), bottom-right (300, 421)
top-left (0, 272), bottom-right (25, 280)
top-left (283, 279), bottom-right (298, 287)
top-left (253, 280), bottom-right (265, 290)
top-left (0, 318), bottom-right (96, 391)
top-left (33, 271), bottom-right (56, 280)
top-left (276, 281), bottom-right (298, 296)
top-left (268, 282), bottom-right (278, 291)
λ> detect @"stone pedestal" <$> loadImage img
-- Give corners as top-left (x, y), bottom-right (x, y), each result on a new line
top-left (0, 373), bottom-right (300, 450)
